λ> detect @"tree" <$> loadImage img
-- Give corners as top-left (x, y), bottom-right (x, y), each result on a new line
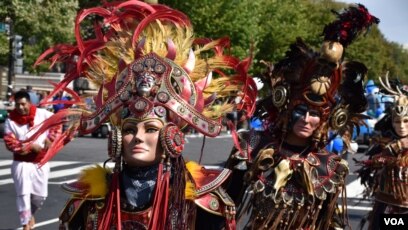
top-left (162, 0), bottom-right (408, 85)
top-left (0, 0), bottom-right (78, 73)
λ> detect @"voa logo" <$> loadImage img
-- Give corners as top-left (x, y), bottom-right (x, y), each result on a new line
top-left (384, 218), bottom-right (405, 226)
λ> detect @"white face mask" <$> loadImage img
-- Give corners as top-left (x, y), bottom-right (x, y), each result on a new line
top-left (392, 115), bottom-right (408, 137)
top-left (136, 73), bottom-right (155, 97)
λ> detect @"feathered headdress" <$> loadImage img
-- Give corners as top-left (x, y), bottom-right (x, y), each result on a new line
top-left (28, 1), bottom-right (256, 165)
top-left (260, 4), bottom-right (379, 150)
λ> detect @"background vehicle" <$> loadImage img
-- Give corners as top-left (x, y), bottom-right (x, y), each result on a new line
top-left (91, 123), bottom-right (111, 138)
top-left (0, 101), bottom-right (10, 138)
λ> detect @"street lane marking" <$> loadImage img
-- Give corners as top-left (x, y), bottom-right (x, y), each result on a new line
top-left (346, 177), bottom-right (365, 199)
top-left (0, 161), bottom-right (116, 184)
top-left (0, 167), bottom-right (11, 176)
top-left (16, 217), bottom-right (59, 230)
top-left (346, 206), bottom-right (372, 211)
top-left (0, 159), bottom-right (13, 167)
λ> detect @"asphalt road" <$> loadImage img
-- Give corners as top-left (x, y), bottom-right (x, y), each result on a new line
top-left (0, 135), bottom-right (369, 230)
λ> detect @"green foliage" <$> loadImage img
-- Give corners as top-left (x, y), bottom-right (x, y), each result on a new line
top-left (0, 0), bottom-right (78, 73)
top-left (161, 0), bottom-right (408, 86)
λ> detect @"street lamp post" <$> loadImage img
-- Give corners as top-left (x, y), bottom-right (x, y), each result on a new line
top-left (5, 17), bottom-right (13, 101)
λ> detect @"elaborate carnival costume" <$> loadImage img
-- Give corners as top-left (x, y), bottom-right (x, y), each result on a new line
top-left (356, 75), bottom-right (408, 229)
top-left (29, 1), bottom-right (256, 229)
top-left (225, 4), bottom-right (378, 229)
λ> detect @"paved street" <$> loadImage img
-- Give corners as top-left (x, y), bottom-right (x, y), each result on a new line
top-left (0, 135), bottom-right (370, 229)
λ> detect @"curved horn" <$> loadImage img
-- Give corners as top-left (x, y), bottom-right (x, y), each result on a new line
top-left (183, 49), bottom-right (195, 74)
top-left (385, 72), bottom-right (393, 89)
top-left (165, 38), bottom-right (176, 60)
top-left (379, 72), bottom-right (399, 95)
top-left (134, 37), bottom-right (146, 59)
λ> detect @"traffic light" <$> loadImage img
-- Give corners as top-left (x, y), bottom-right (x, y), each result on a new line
top-left (13, 35), bottom-right (24, 74)
top-left (13, 35), bottom-right (24, 59)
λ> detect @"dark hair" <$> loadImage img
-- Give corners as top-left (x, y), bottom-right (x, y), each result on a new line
top-left (14, 90), bottom-right (31, 102)
top-left (26, 85), bottom-right (33, 91)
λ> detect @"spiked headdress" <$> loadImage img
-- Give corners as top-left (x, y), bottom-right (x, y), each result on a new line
top-left (29, 1), bottom-right (256, 164)
top-left (259, 4), bottom-right (379, 150)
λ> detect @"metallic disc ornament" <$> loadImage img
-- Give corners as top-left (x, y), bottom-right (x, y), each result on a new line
top-left (272, 85), bottom-right (289, 108)
top-left (160, 124), bottom-right (185, 158)
top-left (330, 106), bottom-right (348, 129)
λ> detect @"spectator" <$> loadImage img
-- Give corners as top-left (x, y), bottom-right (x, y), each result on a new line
top-left (3, 90), bottom-right (61, 230)
top-left (52, 91), bottom-right (71, 113)
top-left (366, 80), bottom-right (385, 118)
top-left (26, 86), bottom-right (39, 106)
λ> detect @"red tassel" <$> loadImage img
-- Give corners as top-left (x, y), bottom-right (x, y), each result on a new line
top-left (148, 163), bottom-right (171, 230)
top-left (228, 121), bottom-right (246, 160)
top-left (226, 219), bottom-right (236, 230)
top-left (98, 171), bottom-right (121, 230)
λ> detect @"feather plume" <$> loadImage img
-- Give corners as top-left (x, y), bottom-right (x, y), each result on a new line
top-left (79, 165), bottom-right (111, 198)
top-left (323, 4), bottom-right (380, 47)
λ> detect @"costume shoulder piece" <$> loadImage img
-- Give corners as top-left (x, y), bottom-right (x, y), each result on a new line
top-left (186, 162), bottom-right (235, 219)
top-left (60, 165), bottom-right (110, 224)
top-left (61, 165), bottom-right (110, 199)
top-left (228, 129), bottom-right (275, 170)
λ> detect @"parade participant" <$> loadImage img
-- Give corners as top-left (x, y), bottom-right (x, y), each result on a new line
top-left (26, 85), bottom-right (40, 106)
top-left (225, 4), bottom-right (378, 229)
top-left (3, 90), bottom-right (61, 230)
top-left (29, 1), bottom-right (256, 229)
top-left (356, 75), bottom-right (408, 230)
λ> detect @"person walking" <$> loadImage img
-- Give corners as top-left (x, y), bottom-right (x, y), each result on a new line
top-left (3, 90), bottom-right (61, 230)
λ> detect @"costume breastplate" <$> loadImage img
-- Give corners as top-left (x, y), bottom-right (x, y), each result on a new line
top-left (375, 150), bottom-right (408, 208)
top-left (240, 145), bottom-right (348, 229)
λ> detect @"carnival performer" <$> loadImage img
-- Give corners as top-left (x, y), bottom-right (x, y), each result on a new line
top-left (356, 75), bottom-right (408, 230)
top-left (28, 1), bottom-right (257, 229)
top-left (3, 90), bottom-right (61, 230)
top-left (224, 4), bottom-right (379, 230)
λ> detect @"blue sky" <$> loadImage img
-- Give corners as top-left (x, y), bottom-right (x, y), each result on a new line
top-left (340, 0), bottom-right (408, 47)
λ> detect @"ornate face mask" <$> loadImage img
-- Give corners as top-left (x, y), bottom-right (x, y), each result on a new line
top-left (392, 115), bottom-right (408, 137)
top-left (122, 119), bottom-right (164, 167)
top-left (291, 104), bottom-right (321, 139)
top-left (136, 72), bottom-right (156, 97)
